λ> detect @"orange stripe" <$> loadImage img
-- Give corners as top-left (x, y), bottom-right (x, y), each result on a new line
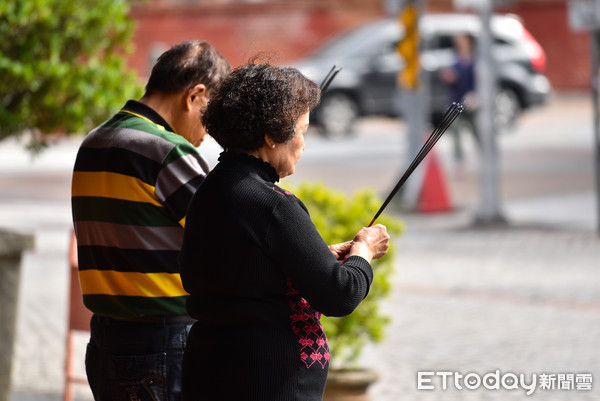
top-left (72, 171), bottom-right (160, 206)
top-left (79, 270), bottom-right (188, 297)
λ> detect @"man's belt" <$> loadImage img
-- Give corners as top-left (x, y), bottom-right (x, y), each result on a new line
top-left (97, 314), bottom-right (196, 325)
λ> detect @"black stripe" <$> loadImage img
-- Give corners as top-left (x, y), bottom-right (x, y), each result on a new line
top-left (77, 245), bottom-right (180, 274)
top-left (72, 197), bottom-right (179, 227)
top-left (163, 174), bottom-right (205, 222)
top-left (74, 147), bottom-right (161, 186)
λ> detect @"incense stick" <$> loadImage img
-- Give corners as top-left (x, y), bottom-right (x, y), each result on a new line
top-left (320, 65), bottom-right (343, 92)
top-left (368, 102), bottom-right (464, 227)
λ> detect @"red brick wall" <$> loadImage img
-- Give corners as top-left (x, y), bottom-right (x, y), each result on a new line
top-left (128, 1), bottom-right (385, 82)
top-left (128, 0), bottom-right (591, 90)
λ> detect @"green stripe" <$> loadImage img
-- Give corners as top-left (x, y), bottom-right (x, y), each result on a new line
top-left (83, 294), bottom-right (188, 318)
top-left (103, 112), bottom-right (154, 131)
top-left (72, 197), bottom-right (179, 227)
top-left (162, 140), bottom-right (198, 166)
top-left (104, 112), bottom-right (198, 167)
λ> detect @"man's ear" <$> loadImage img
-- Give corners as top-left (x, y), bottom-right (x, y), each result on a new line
top-left (185, 84), bottom-right (207, 110)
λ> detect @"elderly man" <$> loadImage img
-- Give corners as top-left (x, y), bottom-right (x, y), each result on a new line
top-left (71, 40), bottom-right (231, 401)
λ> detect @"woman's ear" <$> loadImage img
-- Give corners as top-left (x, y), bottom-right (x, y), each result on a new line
top-left (264, 134), bottom-right (277, 149)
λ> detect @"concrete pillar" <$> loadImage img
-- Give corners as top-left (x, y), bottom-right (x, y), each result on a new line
top-left (0, 230), bottom-right (34, 401)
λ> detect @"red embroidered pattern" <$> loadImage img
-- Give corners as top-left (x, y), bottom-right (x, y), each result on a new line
top-left (271, 186), bottom-right (299, 199)
top-left (286, 279), bottom-right (329, 370)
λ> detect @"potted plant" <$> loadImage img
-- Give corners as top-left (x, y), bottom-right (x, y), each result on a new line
top-left (289, 181), bottom-right (404, 401)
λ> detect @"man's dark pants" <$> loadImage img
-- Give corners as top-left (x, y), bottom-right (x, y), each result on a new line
top-left (86, 315), bottom-right (193, 401)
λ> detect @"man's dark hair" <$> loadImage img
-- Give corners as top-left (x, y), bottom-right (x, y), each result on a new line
top-left (145, 41), bottom-right (231, 96)
top-left (202, 62), bottom-right (320, 152)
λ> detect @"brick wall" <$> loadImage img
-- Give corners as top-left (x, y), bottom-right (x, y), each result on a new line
top-left (128, 0), bottom-right (591, 90)
top-left (128, 1), bottom-right (385, 81)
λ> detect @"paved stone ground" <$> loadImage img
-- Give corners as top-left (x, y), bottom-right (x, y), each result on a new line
top-left (359, 207), bottom-right (600, 400)
top-left (3, 94), bottom-right (599, 400)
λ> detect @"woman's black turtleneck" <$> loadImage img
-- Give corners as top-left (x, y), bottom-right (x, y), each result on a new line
top-left (180, 151), bottom-right (373, 401)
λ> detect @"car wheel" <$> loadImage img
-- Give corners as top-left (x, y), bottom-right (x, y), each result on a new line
top-left (494, 88), bottom-right (521, 132)
top-left (315, 93), bottom-right (359, 139)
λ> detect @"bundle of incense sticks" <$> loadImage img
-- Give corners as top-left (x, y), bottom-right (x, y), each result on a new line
top-left (319, 64), bottom-right (343, 92)
top-left (368, 102), bottom-right (464, 227)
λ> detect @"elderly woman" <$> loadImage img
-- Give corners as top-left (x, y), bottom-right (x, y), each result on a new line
top-left (179, 62), bottom-right (390, 401)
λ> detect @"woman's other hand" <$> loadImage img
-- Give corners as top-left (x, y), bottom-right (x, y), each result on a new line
top-left (328, 241), bottom-right (353, 261)
top-left (349, 224), bottom-right (390, 263)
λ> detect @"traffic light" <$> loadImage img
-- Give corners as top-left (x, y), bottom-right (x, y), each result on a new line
top-left (397, 4), bottom-right (420, 90)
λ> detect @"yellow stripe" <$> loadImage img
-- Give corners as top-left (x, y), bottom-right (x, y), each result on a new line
top-left (120, 109), bottom-right (165, 131)
top-left (72, 171), bottom-right (161, 206)
top-left (79, 270), bottom-right (188, 297)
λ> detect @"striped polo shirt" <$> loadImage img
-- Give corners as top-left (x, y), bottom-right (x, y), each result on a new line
top-left (72, 100), bottom-right (210, 318)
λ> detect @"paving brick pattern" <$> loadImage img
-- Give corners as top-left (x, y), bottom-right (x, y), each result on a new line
top-left (360, 213), bottom-right (600, 400)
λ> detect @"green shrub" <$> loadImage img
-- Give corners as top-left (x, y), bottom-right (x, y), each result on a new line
top-left (287, 181), bottom-right (404, 367)
top-left (0, 0), bottom-right (142, 151)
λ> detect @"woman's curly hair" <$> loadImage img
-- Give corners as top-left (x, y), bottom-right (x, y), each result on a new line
top-left (202, 62), bottom-right (321, 151)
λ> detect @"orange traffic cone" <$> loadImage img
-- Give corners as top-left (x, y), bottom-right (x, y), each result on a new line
top-left (417, 152), bottom-right (452, 213)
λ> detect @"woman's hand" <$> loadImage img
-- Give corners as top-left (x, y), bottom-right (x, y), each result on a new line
top-left (348, 224), bottom-right (390, 263)
top-left (328, 241), bottom-right (353, 261)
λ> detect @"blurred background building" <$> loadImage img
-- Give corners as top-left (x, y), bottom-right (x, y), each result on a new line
top-left (127, 0), bottom-right (590, 91)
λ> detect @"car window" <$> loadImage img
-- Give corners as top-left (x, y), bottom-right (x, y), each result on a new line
top-left (426, 32), bottom-right (511, 50)
top-left (426, 34), bottom-right (455, 51)
top-left (308, 20), bottom-right (400, 59)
